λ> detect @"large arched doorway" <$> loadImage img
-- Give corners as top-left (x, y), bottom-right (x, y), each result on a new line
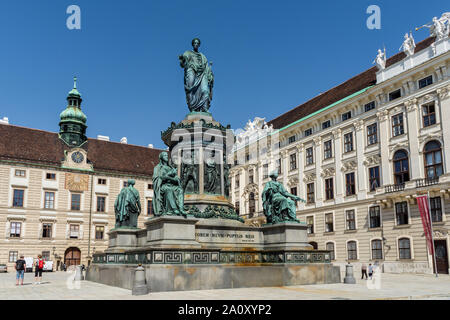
top-left (64, 247), bottom-right (81, 266)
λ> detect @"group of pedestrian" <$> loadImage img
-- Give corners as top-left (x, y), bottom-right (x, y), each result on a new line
top-left (14, 255), bottom-right (45, 286)
top-left (361, 262), bottom-right (379, 280)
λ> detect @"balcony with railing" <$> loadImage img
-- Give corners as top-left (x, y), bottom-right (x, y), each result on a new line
top-left (384, 183), bottom-right (405, 193)
top-left (415, 177), bottom-right (439, 188)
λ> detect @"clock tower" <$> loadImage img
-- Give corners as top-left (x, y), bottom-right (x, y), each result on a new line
top-left (59, 77), bottom-right (87, 147)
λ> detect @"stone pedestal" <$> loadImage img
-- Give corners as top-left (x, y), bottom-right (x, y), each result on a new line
top-left (262, 222), bottom-right (312, 251)
top-left (132, 265), bottom-right (148, 295)
top-left (106, 228), bottom-right (141, 253)
top-left (144, 215), bottom-right (201, 248)
top-left (344, 264), bottom-right (356, 284)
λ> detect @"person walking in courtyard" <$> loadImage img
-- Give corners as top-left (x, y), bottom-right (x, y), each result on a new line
top-left (361, 263), bottom-right (368, 279)
top-left (368, 263), bottom-right (373, 280)
top-left (34, 255), bottom-right (44, 284)
top-left (15, 255), bottom-right (26, 286)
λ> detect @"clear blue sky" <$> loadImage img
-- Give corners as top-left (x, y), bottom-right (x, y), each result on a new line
top-left (0, 0), bottom-right (447, 149)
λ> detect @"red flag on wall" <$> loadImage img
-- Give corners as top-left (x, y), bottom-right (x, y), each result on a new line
top-left (417, 195), bottom-right (434, 256)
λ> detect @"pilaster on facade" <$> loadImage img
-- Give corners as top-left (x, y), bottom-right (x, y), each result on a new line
top-left (437, 84), bottom-right (450, 174)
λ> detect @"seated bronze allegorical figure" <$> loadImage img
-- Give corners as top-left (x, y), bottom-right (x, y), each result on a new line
top-left (262, 171), bottom-right (306, 224)
top-left (152, 152), bottom-right (187, 216)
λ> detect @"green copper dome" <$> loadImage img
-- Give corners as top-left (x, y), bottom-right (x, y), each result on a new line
top-left (59, 106), bottom-right (87, 124)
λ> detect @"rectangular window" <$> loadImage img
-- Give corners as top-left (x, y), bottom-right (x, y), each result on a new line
top-left (369, 206), bottom-right (381, 228)
top-left (345, 172), bottom-right (355, 196)
top-left (367, 123), bottom-right (378, 145)
top-left (306, 216), bottom-right (314, 234)
top-left (235, 201), bottom-right (240, 215)
top-left (322, 120), bottom-right (331, 129)
top-left (9, 251), bottom-right (18, 262)
top-left (147, 200), bottom-right (153, 215)
top-left (389, 89), bottom-right (401, 101)
top-left (325, 178), bottom-right (334, 200)
top-left (289, 154), bottom-right (297, 171)
top-left (147, 184), bottom-right (153, 190)
top-left (344, 132), bottom-right (353, 153)
top-left (288, 135), bottom-right (296, 144)
top-left (325, 213), bottom-right (334, 232)
top-left (306, 147), bottom-right (314, 165)
top-left (95, 226), bottom-right (105, 240)
top-left (399, 238), bottom-right (411, 259)
top-left (346, 210), bottom-right (356, 230)
top-left (341, 111), bottom-right (352, 121)
top-left (326, 242), bottom-right (335, 260)
top-left (304, 128), bottom-right (312, 137)
top-left (395, 202), bottom-right (409, 225)
top-left (249, 169), bottom-right (254, 184)
top-left (372, 240), bottom-right (383, 260)
top-left (290, 187), bottom-right (297, 196)
top-left (422, 103), bottom-right (436, 127)
top-left (69, 224), bottom-right (79, 239)
top-left (430, 197), bottom-right (442, 223)
top-left (15, 169), bottom-right (25, 177)
top-left (98, 178), bottom-right (107, 185)
top-left (418, 75), bottom-right (433, 89)
top-left (42, 251), bottom-right (50, 261)
top-left (123, 181), bottom-right (128, 188)
top-left (10, 222), bottom-right (21, 238)
top-left (13, 189), bottom-right (24, 207)
top-left (276, 159), bottom-right (282, 175)
top-left (71, 193), bottom-right (81, 211)
top-left (364, 101), bottom-right (376, 112)
top-left (44, 192), bottom-right (55, 209)
top-left (392, 113), bottom-right (404, 137)
top-left (42, 223), bottom-right (52, 239)
top-left (263, 164), bottom-right (269, 179)
top-left (235, 176), bottom-right (240, 188)
top-left (369, 166), bottom-right (380, 191)
top-left (306, 183), bottom-right (315, 204)
top-left (347, 241), bottom-right (357, 260)
top-left (324, 140), bottom-right (332, 159)
top-left (97, 196), bottom-right (106, 212)
top-left (46, 173), bottom-right (56, 180)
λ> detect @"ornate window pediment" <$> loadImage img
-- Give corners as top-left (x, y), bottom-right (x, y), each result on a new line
top-left (321, 167), bottom-right (335, 178)
top-left (363, 154), bottom-right (381, 166)
top-left (341, 160), bottom-right (357, 172)
top-left (303, 172), bottom-right (316, 183)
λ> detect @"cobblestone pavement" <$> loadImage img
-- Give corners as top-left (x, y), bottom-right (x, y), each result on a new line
top-left (0, 271), bottom-right (450, 300)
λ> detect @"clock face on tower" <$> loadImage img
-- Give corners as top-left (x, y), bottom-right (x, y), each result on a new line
top-left (71, 151), bottom-right (84, 164)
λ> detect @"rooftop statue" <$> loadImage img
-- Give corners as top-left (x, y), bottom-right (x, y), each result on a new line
top-left (262, 171), bottom-right (305, 224)
top-left (152, 152), bottom-right (187, 216)
top-left (372, 48), bottom-right (386, 71)
top-left (179, 38), bottom-right (214, 113)
top-left (416, 13), bottom-right (450, 41)
top-left (399, 32), bottom-right (416, 56)
top-left (114, 179), bottom-right (141, 228)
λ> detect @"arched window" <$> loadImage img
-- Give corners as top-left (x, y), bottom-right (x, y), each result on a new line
top-left (398, 238), bottom-right (411, 259)
top-left (309, 241), bottom-right (318, 250)
top-left (347, 241), bottom-right (357, 260)
top-left (248, 192), bottom-right (255, 217)
top-left (371, 239), bottom-right (383, 260)
top-left (326, 242), bottom-right (335, 260)
top-left (424, 141), bottom-right (443, 179)
top-left (393, 150), bottom-right (409, 184)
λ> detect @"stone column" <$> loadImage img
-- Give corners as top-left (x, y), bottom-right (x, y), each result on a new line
top-left (377, 110), bottom-right (392, 186)
top-left (354, 120), bottom-right (366, 199)
top-left (332, 129), bottom-right (343, 201)
top-left (313, 137), bottom-right (323, 202)
top-left (437, 85), bottom-right (450, 174)
top-left (405, 98), bottom-right (421, 179)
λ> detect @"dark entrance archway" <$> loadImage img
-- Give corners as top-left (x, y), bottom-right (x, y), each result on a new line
top-left (309, 242), bottom-right (318, 250)
top-left (64, 247), bottom-right (81, 266)
top-left (434, 240), bottom-right (449, 274)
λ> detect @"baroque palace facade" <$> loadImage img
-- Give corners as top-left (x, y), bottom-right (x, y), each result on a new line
top-left (0, 81), bottom-right (161, 269)
top-left (230, 32), bottom-right (450, 274)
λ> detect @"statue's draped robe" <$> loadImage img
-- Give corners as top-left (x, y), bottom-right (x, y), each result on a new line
top-left (153, 163), bottom-right (185, 215)
top-left (262, 181), bottom-right (298, 223)
top-left (114, 186), bottom-right (141, 227)
top-left (205, 160), bottom-right (218, 193)
top-left (181, 50), bottom-right (214, 112)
